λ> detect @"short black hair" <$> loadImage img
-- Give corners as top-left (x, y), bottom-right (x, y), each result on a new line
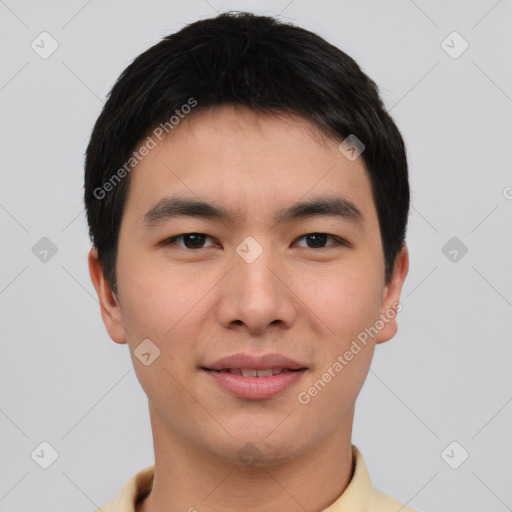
top-left (84, 11), bottom-right (409, 295)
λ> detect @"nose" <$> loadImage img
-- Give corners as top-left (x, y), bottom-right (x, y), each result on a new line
top-left (215, 240), bottom-right (297, 336)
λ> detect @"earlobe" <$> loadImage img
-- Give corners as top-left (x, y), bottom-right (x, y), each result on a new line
top-left (375, 245), bottom-right (409, 345)
top-left (88, 247), bottom-right (127, 344)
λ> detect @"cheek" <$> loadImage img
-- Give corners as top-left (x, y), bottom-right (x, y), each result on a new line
top-left (301, 266), bottom-right (383, 339)
top-left (117, 262), bottom-right (206, 417)
top-left (297, 267), bottom-right (381, 404)
top-left (116, 256), bottom-right (221, 406)
top-left (297, 277), bottom-right (378, 427)
top-left (117, 253), bottom-right (210, 341)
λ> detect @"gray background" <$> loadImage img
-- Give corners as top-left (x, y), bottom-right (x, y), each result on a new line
top-left (1, 1), bottom-right (511, 511)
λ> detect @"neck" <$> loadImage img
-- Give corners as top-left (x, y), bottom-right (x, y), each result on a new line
top-left (137, 404), bottom-right (355, 512)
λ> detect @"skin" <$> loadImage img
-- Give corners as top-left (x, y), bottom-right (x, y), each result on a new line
top-left (89, 105), bottom-right (409, 512)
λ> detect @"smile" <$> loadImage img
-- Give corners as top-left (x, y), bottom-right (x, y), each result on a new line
top-left (202, 367), bottom-right (307, 399)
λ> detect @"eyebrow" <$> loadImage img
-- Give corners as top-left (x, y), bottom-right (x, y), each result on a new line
top-left (144, 196), bottom-right (232, 226)
top-left (143, 195), bottom-right (364, 227)
top-left (274, 196), bottom-right (363, 226)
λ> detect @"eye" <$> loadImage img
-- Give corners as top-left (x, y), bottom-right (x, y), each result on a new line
top-left (162, 233), bottom-right (217, 249)
top-left (294, 233), bottom-right (346, 249)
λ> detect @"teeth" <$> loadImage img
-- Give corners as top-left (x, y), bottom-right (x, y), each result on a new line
top-left (238, 368), bottom-right (289, 377)
top-left (274, 367), bottom-right (290, 375)
top-left (215, 368), bottom-right (296, 376)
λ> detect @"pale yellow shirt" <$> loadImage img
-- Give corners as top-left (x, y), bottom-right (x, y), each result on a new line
top-left (95, 445), bottom-right (418, 512)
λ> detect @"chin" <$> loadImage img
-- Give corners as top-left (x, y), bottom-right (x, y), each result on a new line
top-left (209, 429), bottom-right (311, 469)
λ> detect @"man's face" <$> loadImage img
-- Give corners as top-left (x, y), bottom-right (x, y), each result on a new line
top-left (90, 105), bottom-right (407, 466)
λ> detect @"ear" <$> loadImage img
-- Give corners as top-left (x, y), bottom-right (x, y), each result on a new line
top-left (88, 247), bottom-right (127, 344)
top-left (375, 245), bottom-right (409, 345)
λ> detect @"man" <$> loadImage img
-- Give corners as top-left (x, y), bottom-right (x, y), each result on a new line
top-left (85, 11), bottom-right (413, 512)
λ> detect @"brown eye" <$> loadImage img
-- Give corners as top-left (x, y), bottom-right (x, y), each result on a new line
top-left (294, 233), bottom-right (345, 249)
top-left (163, 233), bottom-right (216, 249)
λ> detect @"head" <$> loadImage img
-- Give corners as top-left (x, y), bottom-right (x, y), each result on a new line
top-left (85, 12), bottom-right (409, 466)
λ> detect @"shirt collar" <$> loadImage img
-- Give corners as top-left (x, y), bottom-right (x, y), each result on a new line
top-left (321, 445), bottom-right (373, 511)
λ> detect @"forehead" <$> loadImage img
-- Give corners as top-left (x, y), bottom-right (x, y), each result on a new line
top-left (122, 105), bottom-right (377, 227)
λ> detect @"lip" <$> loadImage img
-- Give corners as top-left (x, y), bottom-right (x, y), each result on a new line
top-left (203, 368), bottom-right (307, 400)
top-left (202, 353), bottom-right (307, 371)
top-left (201, 353), bottom-right (309, 400)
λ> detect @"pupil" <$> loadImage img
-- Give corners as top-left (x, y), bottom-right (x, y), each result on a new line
top-left (307, 233), bottom-right (326, 248)
top-left (184, 234), bottom-right (204, 248)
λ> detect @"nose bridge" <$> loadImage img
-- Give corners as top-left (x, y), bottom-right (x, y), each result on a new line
top-left (216, 235), bottom-right (296, 333)
top-left (233, 235), bottom-right (280, 302)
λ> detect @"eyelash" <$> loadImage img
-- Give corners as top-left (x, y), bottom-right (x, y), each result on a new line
top-left (161, 233), bottom-right (348, 250)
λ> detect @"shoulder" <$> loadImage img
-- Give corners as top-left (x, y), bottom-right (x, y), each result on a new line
top-left (92, 465), bottom-right (155, 512)
top-left (368, 489), bottom-right (418, 512)
top-left (348, 445), bottom-right (420, 512)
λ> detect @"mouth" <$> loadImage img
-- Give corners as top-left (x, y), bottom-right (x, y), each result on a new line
top-left (201, 366), bottom-right (308, 400)
top-left (202, 367), bottom-right (306, 377)
top-left (200, 353), bottom-right (309, 399)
